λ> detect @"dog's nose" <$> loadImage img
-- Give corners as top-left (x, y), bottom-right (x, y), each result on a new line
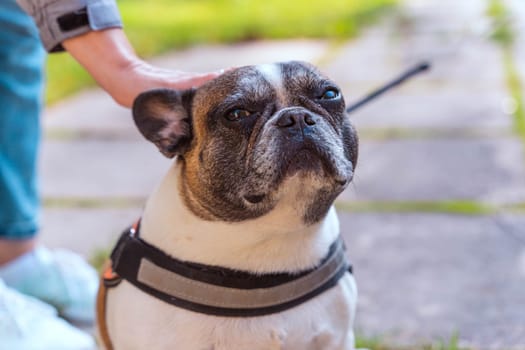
top-left (276, 110), bottom-right (317, 131)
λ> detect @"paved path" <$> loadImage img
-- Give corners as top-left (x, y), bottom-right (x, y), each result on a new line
top-left (40, 0), bottom-right (525, 348)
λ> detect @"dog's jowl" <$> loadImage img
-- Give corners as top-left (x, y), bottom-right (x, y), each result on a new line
top-left (99, 61), bottom-right (359, 350)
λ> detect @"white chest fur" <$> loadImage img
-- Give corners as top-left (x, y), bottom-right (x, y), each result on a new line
top-left (106, 274), bottom-right (357, 350)
top-left (104, 163), bottom-right (358, 349)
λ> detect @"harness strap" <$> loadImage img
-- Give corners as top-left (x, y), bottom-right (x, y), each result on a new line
top-left (105, 223), bottom-right (352, 317)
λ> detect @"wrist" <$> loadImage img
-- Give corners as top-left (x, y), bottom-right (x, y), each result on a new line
top-left (63, 28), bottom-right (141, 106)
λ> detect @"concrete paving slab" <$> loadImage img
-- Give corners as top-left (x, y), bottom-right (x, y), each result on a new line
top-left (506, 0), bottom-right (525, 38)
top-left (345, 87), bottom-right (511, 130)
top-left (43, 92), bottom-right (137, 138)
top-left (40, 139), bottom-right (171, 198)
top-left (399, 0), bottom-right (493, 34)
top-left (340, 212), bottom-right (525, 349)
top-left (151, 40), bottom-right (329, 72)
top-left (323, 0), bottom-right (511, 130)
top-left (341, 138), bottom-right (525, 203)
top-left (40, 208), bottom-right (142, 258)
top-left (326, 35), bottom-right (506, 92)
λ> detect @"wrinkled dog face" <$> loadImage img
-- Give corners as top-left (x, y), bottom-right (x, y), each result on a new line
top-left (133, 62), bottom-right (358, 225)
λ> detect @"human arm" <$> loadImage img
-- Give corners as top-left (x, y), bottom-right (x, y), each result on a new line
top-left (62, 28), bottom-right (221, 107)
top-left (16, 0), bottom-right (222, 107)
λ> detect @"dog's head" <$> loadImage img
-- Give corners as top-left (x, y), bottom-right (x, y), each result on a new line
top-left (133, 62), bottom-right (358, 225)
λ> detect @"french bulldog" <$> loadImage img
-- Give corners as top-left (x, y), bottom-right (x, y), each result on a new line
top-left (98, 61), bottom-right (359, 350)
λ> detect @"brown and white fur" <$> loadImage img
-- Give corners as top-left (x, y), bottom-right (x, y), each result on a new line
top-left (102, 62), bottom-right (359, 350)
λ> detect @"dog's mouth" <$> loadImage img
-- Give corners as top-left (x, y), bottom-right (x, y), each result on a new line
top-left (282, 147), bottom-right (350, 185)
top-left (243, 194), bottom-right (266, 204)
top-left (285, 148), bottom-right (326, 175)
top-left (242, 147), bottom-right (351, 207)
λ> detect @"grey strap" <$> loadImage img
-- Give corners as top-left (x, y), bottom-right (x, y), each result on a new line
top-left (137, 238), bottom-right (348, 310)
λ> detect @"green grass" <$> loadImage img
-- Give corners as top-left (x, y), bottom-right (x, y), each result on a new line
top-left (355, 333), bottom-right (468, 350)
top-left (356, 336), bottom-right (388, 349)
top-left (503, 49), bottom-right (525, 139)
top-left (43, 196), bottom-right (146, 209)
top-left (336, 200), bottom-right (495, 215)
top-left (486, 0), bottom-right (514, 46)
top-left (89, 247), bottom-right (112, 273)
top-left (118, 0), bottom-right (396, 55)
top-left (486, 0), bottom-right (525, 141)
top-left (45, 0), bottom-right (397, 104)
top-left (356, 127), bottom-right (512, 140)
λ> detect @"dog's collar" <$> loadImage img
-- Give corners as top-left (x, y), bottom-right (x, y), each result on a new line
top-left (106, 221), bottom-right (352, 317)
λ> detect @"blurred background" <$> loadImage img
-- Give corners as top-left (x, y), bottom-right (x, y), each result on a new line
top-left (41, 0), bottom-right (525, 349)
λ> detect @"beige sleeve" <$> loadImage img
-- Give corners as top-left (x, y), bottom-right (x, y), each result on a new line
top-left (16, 0), bottom-right (123, 52)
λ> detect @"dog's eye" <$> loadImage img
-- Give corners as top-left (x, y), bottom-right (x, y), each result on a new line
top-left (320, 88), bottom-right (340, 100)
top-left (225, 109), bottom-right (252, 121)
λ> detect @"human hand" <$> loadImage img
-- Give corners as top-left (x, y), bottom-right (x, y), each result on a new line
top-left (101, 58), bottom-right (224, 107)
top-left (63, 28), bottom-right (225, 108)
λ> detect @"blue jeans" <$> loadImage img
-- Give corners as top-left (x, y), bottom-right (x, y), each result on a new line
top-left (0, 0), bottom-right (45, 239)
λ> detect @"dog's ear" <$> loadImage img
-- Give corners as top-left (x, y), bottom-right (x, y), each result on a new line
top-left (132, 88), bottom-right (196, 158)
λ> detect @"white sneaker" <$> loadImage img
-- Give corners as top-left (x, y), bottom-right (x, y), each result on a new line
top-left (0, 246), bottom-right (99, 324)
top-left (0, 279), bottom-right (96, 350)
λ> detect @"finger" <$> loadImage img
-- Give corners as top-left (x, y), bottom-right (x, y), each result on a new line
top-left (187, 69), bottom-right (225, 88)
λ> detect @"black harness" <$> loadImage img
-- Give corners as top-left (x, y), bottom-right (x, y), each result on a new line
top-left (105, 222), bottom-right (352, 317)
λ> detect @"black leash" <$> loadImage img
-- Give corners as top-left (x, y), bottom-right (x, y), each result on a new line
top-left (345, 61), bottom-right (431, 114)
